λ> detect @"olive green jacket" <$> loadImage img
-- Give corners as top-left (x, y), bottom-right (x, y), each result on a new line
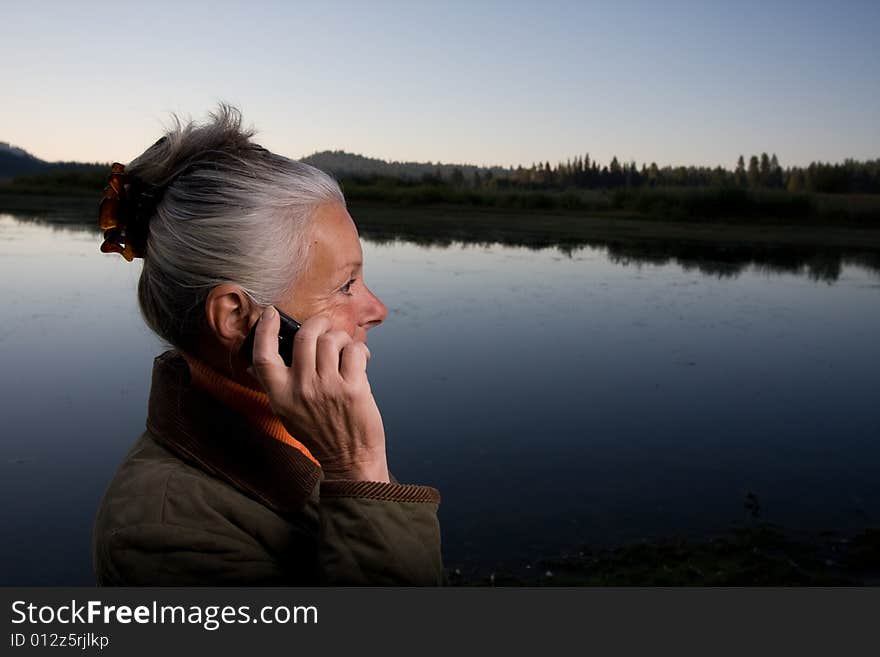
top-left (92, 350), bottom-right (443, 586)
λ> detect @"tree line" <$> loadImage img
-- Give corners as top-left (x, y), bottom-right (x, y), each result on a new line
top-left (434, 153), bottom-right (880, 195)
top-left (3, 149), bottom-right (879, 198)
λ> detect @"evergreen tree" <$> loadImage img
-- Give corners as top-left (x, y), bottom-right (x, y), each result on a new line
top-left (747, 155), bottom-right (761, 188)
top-left (609, 156), bottom-right (622, 187)
top-left (759, 152), bottom-right (770, 186)
top-left (769, 153), bottom-right (783, 188)
top-left (734, 155), bottom-right (747, 187)
top-left (787, 169), bottom-right (804, 192)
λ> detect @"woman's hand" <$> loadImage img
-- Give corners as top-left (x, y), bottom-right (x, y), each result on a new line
top-left (248, 306), bottom-right (390, 483)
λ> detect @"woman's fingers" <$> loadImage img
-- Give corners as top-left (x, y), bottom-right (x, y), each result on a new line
top-left (316, 330), bottom-right (354, 380)
top-left (250, 306), bottom-right (287, 391)
top-left (252, 310), bottom-right (368, 391)
top-left (291, 314), bottom-right (331, 383)
top-left (340, 341), bottom-right (370, 383)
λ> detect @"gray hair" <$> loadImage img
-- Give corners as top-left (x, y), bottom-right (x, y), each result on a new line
top-left (127, 104), bottom-right (345, 352)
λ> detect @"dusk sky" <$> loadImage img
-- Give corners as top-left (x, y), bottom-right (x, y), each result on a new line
top-left (2, 0), bottom-right (878, 169)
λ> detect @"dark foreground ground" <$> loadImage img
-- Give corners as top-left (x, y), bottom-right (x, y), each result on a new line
top-left (449, 525), bottom-right (880, 586)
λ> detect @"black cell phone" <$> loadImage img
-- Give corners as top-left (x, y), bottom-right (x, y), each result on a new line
top-left (239, 306), bottom-right (302, 367)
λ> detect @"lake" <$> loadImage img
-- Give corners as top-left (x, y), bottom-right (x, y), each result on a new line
top-left (1, 209), bottom-right (878, 584)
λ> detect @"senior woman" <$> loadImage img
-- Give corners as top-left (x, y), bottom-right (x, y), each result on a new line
top-left (92, 106), bottom-right (443, 586)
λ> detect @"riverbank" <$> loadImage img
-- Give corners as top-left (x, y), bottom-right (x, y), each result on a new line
top-left (2, 183), bottom-right (880, 235)
top-left (448, 524), bottom-right (880, 586)
top-left (350, 202), bottom-right (880, 251)
top-left (343, 184), bottom-right (880, 226)
top-left (0, 193), bottom-right (96, 220)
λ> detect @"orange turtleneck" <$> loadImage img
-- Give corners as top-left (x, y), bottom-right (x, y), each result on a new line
top-left (180, 352), bottom-right (320, 467)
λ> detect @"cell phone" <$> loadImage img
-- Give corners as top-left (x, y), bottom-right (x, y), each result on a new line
top-left (239, 306), bottom-right (302, 367)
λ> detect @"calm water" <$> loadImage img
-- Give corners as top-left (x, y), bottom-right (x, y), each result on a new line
top-left (1, 211), bottom-right (879, 584)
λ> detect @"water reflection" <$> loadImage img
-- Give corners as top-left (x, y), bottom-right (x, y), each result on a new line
top-left (602, 241), bottom-right (880, 283)
top-left (356, 225), bottom-right (880, 284)
top-left (8, 206), bottom-right (877, 284)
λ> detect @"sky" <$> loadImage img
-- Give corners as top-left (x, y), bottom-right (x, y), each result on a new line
top-left (1, 0), bottom-right (878, 169)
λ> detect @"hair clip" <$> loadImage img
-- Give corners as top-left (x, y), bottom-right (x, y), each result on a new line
top-left (98, 162), bottom-right (144, 261)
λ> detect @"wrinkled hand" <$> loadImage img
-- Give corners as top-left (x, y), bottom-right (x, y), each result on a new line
top-left (248, 306), bottom-right (389, 483)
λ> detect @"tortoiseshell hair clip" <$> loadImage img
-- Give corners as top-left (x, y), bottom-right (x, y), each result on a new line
top-left (98, 162), bottom-right (150, 261)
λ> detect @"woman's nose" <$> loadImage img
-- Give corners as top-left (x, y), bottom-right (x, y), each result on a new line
top-left (362, 286), bottom-right (388, 330)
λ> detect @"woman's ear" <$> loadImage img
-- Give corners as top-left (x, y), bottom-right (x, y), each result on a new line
top-left (204, 284), bottom-right (256, 349)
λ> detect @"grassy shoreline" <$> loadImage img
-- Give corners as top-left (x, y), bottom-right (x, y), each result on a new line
top-left (449, 524), bottom-right (880, 586)
top-left (350, 202), bottom-right (880, 251)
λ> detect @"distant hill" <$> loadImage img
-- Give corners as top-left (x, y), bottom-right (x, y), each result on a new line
top-left (0, 142), bottom-right (110, 182)
top-left (301, 150), bottom-right (509, 181)
top-left (0, 142), bottom-right (505, 183)
top-left (0, 142), bottom-right (50, 178)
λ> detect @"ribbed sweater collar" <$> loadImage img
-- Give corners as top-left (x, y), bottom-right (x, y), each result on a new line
top-left (180, 352), bottom-right (319, 466)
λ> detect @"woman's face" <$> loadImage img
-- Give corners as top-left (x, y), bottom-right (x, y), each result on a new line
top-left (277, 202), bottom-right (388, 345)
